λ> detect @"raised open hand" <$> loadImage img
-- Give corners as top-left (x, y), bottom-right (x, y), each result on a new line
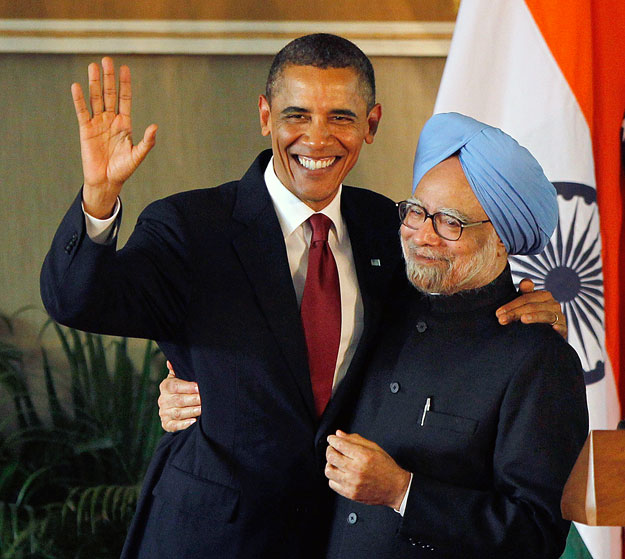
top-left (72, 57), bottom-right (158, 218)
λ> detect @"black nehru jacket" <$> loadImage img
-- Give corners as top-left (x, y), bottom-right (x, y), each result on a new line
top-left (326, 266), bottom-right (588, 559)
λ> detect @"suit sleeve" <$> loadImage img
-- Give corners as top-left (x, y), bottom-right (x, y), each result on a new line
top-left (41, 190), bottom-right (192, 340)
top-left (398, 337), bottom-right (589, 558)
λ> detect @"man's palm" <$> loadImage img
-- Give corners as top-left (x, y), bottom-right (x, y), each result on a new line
top-left (72, 57), bottom-right (157, 218)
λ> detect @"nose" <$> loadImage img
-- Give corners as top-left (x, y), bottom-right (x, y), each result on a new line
top-left (302, 117), bottom-right (332, 148)
top-left (402, 216), bottom-right (442, 247)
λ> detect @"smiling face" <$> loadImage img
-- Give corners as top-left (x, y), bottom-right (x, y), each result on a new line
top-left (401, 156), bottom-right (508, 295)
top-left (259, 65), bottom-right (381, 211)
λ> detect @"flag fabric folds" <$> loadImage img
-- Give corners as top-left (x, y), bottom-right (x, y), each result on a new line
top-left (434, 0), bottom-right (625, 557)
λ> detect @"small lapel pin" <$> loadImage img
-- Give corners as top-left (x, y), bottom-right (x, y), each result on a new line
top-left (370, 259), bottom-right (381, 267)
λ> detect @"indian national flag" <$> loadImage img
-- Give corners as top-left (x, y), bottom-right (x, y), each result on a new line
top-left (434, 1), bottom-right (625, 557)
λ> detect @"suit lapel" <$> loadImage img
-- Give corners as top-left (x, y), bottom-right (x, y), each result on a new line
top-left (231, 152), bottom-right (316, 421)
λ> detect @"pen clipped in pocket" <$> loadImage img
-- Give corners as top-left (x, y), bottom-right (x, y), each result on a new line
top-left (419, 397), bottom-right (478, 435)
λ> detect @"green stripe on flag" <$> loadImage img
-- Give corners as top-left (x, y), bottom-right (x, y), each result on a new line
top-left (560, 524), bottom-right (593, 559)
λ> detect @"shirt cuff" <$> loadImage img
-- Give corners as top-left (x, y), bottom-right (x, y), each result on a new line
top-left (82, 198), bottom-right (121, 244)
top-left (394, 472), bottom-right (413, 517)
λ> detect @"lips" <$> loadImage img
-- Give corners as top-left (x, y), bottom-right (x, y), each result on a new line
top-left (296, 155), bottom-right (337, 170)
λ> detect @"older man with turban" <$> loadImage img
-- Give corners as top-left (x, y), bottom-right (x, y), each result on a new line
top-left (323, 113), bottom-right (588, 558)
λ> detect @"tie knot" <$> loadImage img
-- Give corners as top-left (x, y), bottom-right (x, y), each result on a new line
top-left (309, 213), bottom-right (333, 243)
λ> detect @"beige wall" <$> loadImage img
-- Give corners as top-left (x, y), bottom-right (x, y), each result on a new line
top-left (0, 0), bottom-right (457, 21)
top-left (0, 53), bottom-right (444, 340)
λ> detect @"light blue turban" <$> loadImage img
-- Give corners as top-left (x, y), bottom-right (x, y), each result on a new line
top-left (412, 112), bottom-right (557, 255)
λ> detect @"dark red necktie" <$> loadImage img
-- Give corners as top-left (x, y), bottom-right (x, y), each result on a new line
top-left (301, 213), bottom-right (341, 417)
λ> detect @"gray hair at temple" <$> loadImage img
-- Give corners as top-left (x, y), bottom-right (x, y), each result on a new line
top-left (265, 33), bottom-right (376, 112)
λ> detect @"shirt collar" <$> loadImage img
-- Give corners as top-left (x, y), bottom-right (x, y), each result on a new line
top-left (264, 156), bottom-right (345, 242)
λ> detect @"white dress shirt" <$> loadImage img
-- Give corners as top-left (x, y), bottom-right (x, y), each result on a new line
top-left (263, 158), bottom-right (363, 391)
top-left (83, 198), bottom-right (120, 243)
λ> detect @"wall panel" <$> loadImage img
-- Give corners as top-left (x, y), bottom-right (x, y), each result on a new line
top-left (0, 53), bottom-right (444, 325)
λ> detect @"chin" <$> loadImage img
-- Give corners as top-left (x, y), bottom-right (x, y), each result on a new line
top-left (405, 261), bottom-right (452, 294)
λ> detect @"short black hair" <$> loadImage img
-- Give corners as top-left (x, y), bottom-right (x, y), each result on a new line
top-left (266, 33), bottom-right (376, 111)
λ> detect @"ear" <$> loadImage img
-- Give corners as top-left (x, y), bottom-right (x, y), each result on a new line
top-left (364, 103), bottom-right (382, 144)
top-left (259, 95), bottom-right (272, 137)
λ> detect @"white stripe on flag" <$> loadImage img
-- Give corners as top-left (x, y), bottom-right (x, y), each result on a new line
top-left (433, 0), bottom-right (620, 557)
top-left (435, 0), bottom-right (595, 187)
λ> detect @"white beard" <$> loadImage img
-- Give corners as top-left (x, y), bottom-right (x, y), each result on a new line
top-left (401, 234), bottom-right (499, 295)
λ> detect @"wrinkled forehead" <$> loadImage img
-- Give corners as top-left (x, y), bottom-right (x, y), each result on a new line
top-left (412, 156), bottom-right (488, 220)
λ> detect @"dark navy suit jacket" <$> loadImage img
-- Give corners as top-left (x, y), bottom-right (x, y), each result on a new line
top-left (40, 150), bottom-right (403, 559)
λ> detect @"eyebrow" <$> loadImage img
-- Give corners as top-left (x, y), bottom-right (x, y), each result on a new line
top-left (281, 106), bottom-right (309, 115)
top-left (410, 197), bottom-right (472, 222)
top-left (280, 106), bottom-right (357, 118)
top-left (330, 109), bottom-right (357, 117)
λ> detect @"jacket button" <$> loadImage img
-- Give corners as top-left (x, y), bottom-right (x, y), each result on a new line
top-left (347, 512), bottom-right (358, 525)
top-left (389, 382), bottom-right (400, 394)
top-left (416, 321), bottom-right (427, 333)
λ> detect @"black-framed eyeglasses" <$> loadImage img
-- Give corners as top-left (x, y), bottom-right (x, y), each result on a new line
top-left (397, 200), bottom-right (491, 242)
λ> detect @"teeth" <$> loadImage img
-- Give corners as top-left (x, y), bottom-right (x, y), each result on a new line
top-left (297, 156), bottom-right (336, 170)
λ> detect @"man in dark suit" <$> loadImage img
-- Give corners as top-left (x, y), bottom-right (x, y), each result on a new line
top-left (41, 34), bottom-right (565, 559)
top-left (323, 114), bottom-right (588, 558)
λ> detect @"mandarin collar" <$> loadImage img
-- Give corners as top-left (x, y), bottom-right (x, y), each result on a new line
top-left (420, 264), bottom-right (517, 315)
